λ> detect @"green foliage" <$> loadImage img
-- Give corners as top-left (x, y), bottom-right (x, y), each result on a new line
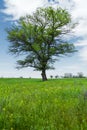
top-left (7, 7), bottom-right (76, 80)
top-left (0, 78), bottom-right (87, 129)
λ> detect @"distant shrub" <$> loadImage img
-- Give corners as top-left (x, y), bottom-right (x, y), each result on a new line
top-left (20, 76), bottom-right (23, 78)
top-left (50, 75), bottom-right (53, 79)
top-left (55, 75), bottom-right (59, 79)
top-left (64, 73), bottom-right (73, 78)
top-left (77, 72), bottom-right (84, 78)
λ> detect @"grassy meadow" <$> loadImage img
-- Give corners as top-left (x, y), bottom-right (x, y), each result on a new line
top-left (0, 78), bottom-right (87, 130)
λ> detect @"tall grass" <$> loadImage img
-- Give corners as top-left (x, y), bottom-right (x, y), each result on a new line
top-left (0, 78), bottom-right (87, 130)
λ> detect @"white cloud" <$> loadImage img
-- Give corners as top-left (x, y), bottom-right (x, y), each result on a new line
top-left (72, 0), bottom-right (87, 19)
top-left (2, 0), bottom-right (47, 20)
top-left (71, 0), bottom-right (87, 37)
top-left (70, 0), bottom-right (87, 62)
top-left (78, 47), bottom-right (87, 61)
top-left (75, 39), bottom-right (87, 61)
top-left (75, 38), bottom-right (87, 62)
top-left (75, 39), bottom-right (87, 47)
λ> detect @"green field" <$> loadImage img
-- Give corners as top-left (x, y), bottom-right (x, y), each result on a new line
top-left (0, 78), bottom-right (87, 130)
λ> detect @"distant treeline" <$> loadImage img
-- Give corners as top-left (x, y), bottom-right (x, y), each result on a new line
top-left (50, 72), bottom-right (86, 79)
top-left (1, 72), bottom-right (85, 79)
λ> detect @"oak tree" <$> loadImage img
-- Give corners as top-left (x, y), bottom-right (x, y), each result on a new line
top-left (7, 7), bottom-right (75, 81)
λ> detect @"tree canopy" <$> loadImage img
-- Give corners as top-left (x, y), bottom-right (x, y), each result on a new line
top-left (7, 7), bottom-right (76, 81)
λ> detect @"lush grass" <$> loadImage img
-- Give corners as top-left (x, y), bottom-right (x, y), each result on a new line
top-left (0, 78), bottom-right (87, 130)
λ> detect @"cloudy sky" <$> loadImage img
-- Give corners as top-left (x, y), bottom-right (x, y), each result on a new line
top-left (0, 0), bottom-right (87, 78)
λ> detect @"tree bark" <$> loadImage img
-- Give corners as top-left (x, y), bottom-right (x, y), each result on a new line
top-left (41, 69), bottom-right (47, 81)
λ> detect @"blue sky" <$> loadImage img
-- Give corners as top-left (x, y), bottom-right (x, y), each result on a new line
top-left (0, 0), bottom-right (87, 78)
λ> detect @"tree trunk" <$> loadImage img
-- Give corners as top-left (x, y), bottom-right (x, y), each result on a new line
top-left (41, 69), bottom-right (47, 81)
